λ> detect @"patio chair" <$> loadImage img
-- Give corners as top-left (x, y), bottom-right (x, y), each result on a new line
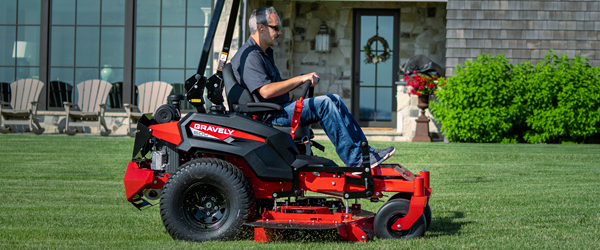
top-left (123, 81), bottom-right (173, 137)
top-left (63, 79), bottom-right (112, 136)
top-left (0, 79), bottom-right (45, 134)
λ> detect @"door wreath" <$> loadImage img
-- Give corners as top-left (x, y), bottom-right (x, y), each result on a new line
top-left (363, 35), bottom-right (391, 64)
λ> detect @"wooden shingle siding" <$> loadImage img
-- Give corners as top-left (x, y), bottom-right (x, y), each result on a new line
top-left (445, 0), bottom-right (600, 76)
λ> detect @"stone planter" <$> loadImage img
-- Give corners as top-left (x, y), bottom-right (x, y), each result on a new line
top-left (412, 94), bottom-right (431, 142)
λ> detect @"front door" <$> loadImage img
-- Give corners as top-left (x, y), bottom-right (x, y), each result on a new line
top-left (352, 9), bottom-right (399, 127)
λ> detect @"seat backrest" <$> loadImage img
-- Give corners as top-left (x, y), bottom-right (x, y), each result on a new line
top-left (75, 79), bottom-right (112, 112)
top-left (137, 81), bottom-right (173, 113)
top-left (49, 81), bottom-right (73, 107)
top-left (9, 79), bottom-right (45, 111)
top-left (222, 63), bottom-right (256, 110)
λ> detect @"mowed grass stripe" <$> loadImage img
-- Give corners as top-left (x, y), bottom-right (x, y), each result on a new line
top-left (1, 134), bottom-right (599, 249)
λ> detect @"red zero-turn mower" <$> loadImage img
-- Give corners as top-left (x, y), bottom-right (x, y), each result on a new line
top-left (123, 0), bottom-right (431, 243)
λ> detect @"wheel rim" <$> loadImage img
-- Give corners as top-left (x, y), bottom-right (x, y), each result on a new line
top-left (387, 214), bottom-right (410, 237)
top-left (181, 183), bottom-right (229, 229)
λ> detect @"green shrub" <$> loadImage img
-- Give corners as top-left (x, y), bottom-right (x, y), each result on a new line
top-left (432, 50), bottom-right (600, 143)
top-left (431, 54), bottom-right (524, 143)
top-left (521, 51), bottom-right (600, 143)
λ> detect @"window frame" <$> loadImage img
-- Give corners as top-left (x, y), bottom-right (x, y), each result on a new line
top-left (30, 0), bottom-right (214, 111)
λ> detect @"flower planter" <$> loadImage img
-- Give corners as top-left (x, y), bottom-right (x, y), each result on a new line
top-left (412, 94), bottom-right (431, 142)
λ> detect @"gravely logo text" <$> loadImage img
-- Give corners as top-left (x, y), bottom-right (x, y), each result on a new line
top-left (192, 123), bottom-right (234, 135)
top-left (189, 122), bottom-right (265, 143)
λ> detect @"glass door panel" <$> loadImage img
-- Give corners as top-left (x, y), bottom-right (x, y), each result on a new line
top-left (353, 10), bottom-right (398, 127)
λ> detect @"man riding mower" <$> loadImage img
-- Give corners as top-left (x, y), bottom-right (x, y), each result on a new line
top-left (123, 1), bottom-right (432, 243)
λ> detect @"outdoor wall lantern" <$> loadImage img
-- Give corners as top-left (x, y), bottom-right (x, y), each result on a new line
top-left (315, 21), bottom-right (330, 53)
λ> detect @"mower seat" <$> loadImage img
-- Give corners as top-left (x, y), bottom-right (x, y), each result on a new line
top-left (222, 63), bottom-right (312, 140)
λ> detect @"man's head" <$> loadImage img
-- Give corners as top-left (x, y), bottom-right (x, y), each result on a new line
top-left (249, 7), bottom-right (282, 47)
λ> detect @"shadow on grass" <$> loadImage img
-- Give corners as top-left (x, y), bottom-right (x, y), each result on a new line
top-left (426, 211), bottom-right (471, 237)
top-left (238, 227), bottom-right (347, 243)
top-left (237, 212), bottom-right (471, 242)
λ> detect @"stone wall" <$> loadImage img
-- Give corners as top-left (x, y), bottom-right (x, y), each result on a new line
top-left (245, 0), bottom-right (447, 106)
top-left (445, 0), bottom-right (600, 76)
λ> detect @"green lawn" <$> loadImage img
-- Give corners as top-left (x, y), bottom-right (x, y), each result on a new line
top-left (1, 134), bottom-right (599, 249)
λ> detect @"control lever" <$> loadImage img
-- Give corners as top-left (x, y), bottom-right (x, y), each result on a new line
top-left (184, 74), bottom-right (207, 113)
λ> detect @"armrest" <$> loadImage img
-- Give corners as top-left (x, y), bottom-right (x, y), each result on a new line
top-left (233, 103), bottom-right (282, 113)
top-left (63, 102), bottom-right (78, 108)
top-left (0, 100), bottom-right (10, 106)
top-left (98, 104), bottom-right (107, 115)
top-left (123, 103), bottom-right (138, 109)
top-left (247, 102), bottom-right (282, 110)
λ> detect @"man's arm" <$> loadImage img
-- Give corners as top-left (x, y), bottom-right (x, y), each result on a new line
top-left (257, 73), bottom-right (320, 99)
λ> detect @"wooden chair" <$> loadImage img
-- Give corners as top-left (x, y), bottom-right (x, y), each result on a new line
top-left (123, 81), bottom-right (173, 137)
top-left (63, 79), bottom-right (112, 136)
top-left (0, 79), bottom-right (45, 134)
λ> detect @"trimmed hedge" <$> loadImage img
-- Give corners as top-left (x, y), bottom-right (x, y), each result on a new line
top-left (431, 51), bottom-right (600, 143)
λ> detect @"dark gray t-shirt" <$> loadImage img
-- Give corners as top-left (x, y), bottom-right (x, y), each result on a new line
top-left (230, 37), bottom-right (289, 104)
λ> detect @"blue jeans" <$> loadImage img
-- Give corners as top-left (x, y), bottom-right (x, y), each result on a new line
top-left (267, 94), bottom-right (368, 167)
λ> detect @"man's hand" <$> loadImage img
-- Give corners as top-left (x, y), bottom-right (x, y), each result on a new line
top-left (303, 72), bottom-right (320, 87)
top-left (257, 72), bottom-right (320, 99)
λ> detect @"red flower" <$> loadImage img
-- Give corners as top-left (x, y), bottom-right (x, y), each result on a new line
top-left (405, 73), bottom-right (443, 96)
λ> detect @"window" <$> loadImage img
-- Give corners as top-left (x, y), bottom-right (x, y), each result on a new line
top-left (48, 0), bottom-right (125, 108)
top-left (0, 0), bottom-right (41, 91)
top-left (0, 0), bottom-right (213, 110)
top-left (135, 0), bottom-right (211, 110)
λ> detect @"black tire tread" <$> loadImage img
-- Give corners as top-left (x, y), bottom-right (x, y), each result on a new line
top-left (160, 158), bottom-right (255, 242)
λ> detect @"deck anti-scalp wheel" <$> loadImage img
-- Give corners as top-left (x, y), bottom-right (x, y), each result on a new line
top-left (160, 158), bottom-right (255, 242)
top-left (389, 192), bottom-right (432, 230)
top-left (374, 198), bottom-right (426, 239)
top-left (424, 204), bottom-right (432, 230)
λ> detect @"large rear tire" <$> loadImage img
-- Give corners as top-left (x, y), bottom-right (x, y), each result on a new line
top-left (374, 198), bottom-right (426, 239)
top-left (160, 158), bottom-right (255, 242)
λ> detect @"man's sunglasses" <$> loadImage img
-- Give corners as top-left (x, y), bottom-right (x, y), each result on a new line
top-left (261, 23), bottom-right (282, 32)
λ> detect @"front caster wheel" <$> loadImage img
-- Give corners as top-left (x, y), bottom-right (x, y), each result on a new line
top-left (374, 198), bottom-right (426, 239)
top-left (389, 193), bottom-right (432, 230)
top-left (424, 205), bottom-right (431, 230)
top-left (160, 158), bottom-right (255, 242)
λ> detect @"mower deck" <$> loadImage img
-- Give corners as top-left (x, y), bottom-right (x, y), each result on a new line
top-left (249, 204), bottom-right (376, 242)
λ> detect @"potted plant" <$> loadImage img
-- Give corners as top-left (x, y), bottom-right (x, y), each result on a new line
top-left (404, 71), bottom-right (443, 97)
top-left (404, 71), bottom-right (445, 142)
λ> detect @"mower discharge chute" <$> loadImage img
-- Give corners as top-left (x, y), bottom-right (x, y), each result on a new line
top-left (123, 0), bottom-right (432, 242)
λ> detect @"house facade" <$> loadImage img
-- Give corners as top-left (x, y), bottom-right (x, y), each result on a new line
top-left (445, 0), bottom-right (600, 76)
top-left (1, 0), bottom-right (598, 136)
